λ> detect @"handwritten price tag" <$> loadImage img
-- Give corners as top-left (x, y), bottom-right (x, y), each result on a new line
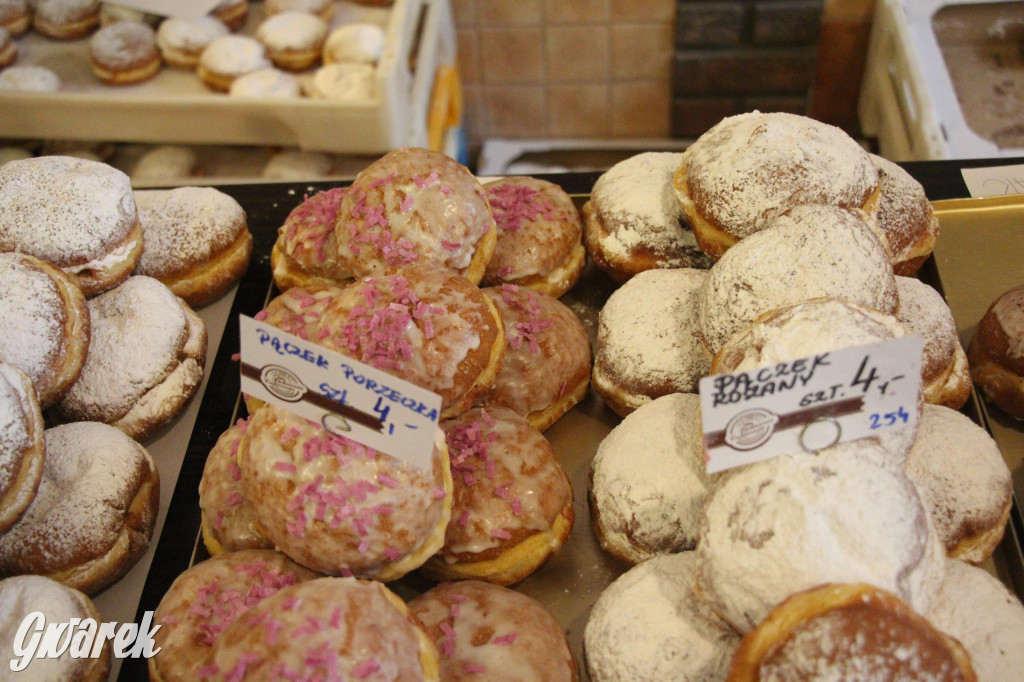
top-left (699, 335), bottom-right (923, 474)
top-left (239, 315), bottom-right (441, 471)
top-left (961, 164), bottom-right (1024, 198)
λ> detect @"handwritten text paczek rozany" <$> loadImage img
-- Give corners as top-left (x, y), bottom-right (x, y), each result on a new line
top-left (709, 354), bottom-right (831, 407)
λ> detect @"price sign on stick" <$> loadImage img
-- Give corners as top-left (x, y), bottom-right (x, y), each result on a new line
top-left (699, 336), bottom-right (923, 474)
top-left (238, 315), bottom-right (442, 471)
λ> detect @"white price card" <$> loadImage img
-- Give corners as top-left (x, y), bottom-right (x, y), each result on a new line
top-left (108, 0), bottom-right (221, 20)
top-left (961, 164), bottom-right (1024, 198)
top-left (699, 335), bottom-right (923, 474)
top-left (239, 315), bottom-right (442, 471)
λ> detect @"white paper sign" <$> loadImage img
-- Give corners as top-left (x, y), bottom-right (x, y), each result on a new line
top-left (108, 0), bottom-right (222, 21)
top-left (700, 336), bottom-right (924, 474)
top-left (239, 315), bottom-right (442, 471)
top-left (961, 164), bottom-right (1024, 198)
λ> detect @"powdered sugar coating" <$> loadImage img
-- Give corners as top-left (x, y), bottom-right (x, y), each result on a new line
top-left (89, 19), bottom-right (157, 70)
top-left (35, 0), bottom-right (97, 24)
top-left (323, 23), bottom-right (385, 64)
top-left (872, 154), bottom-right (939, 264)
top-left (992, 283), bottom-right (1024, 361)
top-left (309, 62), bottom-right (377, 102)
top-left (256, 10), bottom-right (326, 51)
top-left (0, 65), bottom-right (60, 91)
top-left (229, 67), bottom-right (301, 98)
top-left (200, 35), bottom-right (270, 77)
top-left (0, 363), bottom-right (33, 504)
top-left (156, 16), bottom-right (228, 57)
top-left (896, 276), bottom-right (959, 384)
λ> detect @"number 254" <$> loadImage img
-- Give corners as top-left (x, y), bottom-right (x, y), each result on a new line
top-left (869, 406), bottom-right (910, 429)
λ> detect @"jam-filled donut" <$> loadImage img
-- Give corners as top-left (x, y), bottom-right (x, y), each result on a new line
top-left (477, 284), bottom-right (589, 431)
top-left (968, 282), bottom-right (1024, 419)
top-left (149, 549), bottom-right (320, 682)
top-left (209, 0), bottom-right (248, 31)
top-left (410, 580), bottom-right (578, 682)
top-left (872, 154), bottom-right (940, 275)
top-left (422, 408), bottom-right (574, 585)
top-left (33, 0), bottom-right (100, 39)
top-left (255, 10), bottom-right (327, 72)
top-left (271, 187), bottom-right (352, 290)
top-left (0, 421), bottom-right (159, 595)
top-left (0, 363), bottom-right (45, 536)
top-left (53, 276), bottom-right (207, 442)
top-left (673, 111), bottom-right (881, 261)
top-left (583, 152), bottom-right (711, 282)
top-left (0, 156), bottom-right (143, 297)
top-left (197, 35), bottom-right (271, 92)
top-left (0, 0), bottom-right (30, 37)
top-left (88, 19), bottom-right (161, 85)
top-left (156, 15), bottom-right (229, 69)
top-left (481, 176), bottom-right (586, 298)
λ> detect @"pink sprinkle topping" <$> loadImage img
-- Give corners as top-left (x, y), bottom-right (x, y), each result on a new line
top-left (464, 663), bottom-right (487, 674)
top-left (330, 606), bottom-right (342, 628)
top-left (498, 266), bottom-right (514, 277)
top-left (441, 240), bottom-right (461, 250)
top-left (458, 509), bottom-right (470, 526)
top-left (491, 632), bottom-right (518, 645)
top-left (486, 182), bottom-right (557, 232)
top-left (274, 461), bottom-right (297, 473)
top-left (400, 195), bottom-right (414, 212)
top-left (196, 664), bottom-right (220, 678)
top-left (353, 658), bottom-right (381, 678)
top-left (226, 491), bottom-right (244, 507)
top-left (490, 528), bottom-right (512, 540)
top-left (231, 352), bottom-right (241, 361)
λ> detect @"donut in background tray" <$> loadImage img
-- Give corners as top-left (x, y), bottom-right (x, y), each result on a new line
top-left (968, 282), bottom-right (1024, 419)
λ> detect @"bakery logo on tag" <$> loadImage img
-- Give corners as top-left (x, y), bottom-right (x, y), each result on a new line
top-left (9, 611), bottom-right (161, 671)
top-left (724, 408), bottom-right (779, 450)
top-left (260, 364), bottom-right (307, 402)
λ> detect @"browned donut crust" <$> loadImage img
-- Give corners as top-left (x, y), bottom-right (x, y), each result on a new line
top-left (871, 154), bottom-right (940, 275)
top-left (211, 0), bottom-right (249, 31)
top-left (0, 363), bottom-right (45, 535)
top-left (969, 283), bottom-right (1024, 419)
top-left (0, 0), bottom-right (31, 37)
top-left (33, 0), bottom-right (99, 39)
top-left (89, 19), bottom-right (161, 85)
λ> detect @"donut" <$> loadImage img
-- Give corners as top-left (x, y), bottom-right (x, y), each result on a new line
top-left (270, 187), bottom-right (351, 290)
top-left (0, 575), bottom-right (111, 681)
top-left (98, 2), bottom-right (159, 26)
top-left (228, 67), bottom-right (302, 98)
top-left (480, 176), bottom-right (586, 298)
top-left (896, 275), bottom-right (971, 409)
top-left (0, 65), bottom-right (60, 92)
top-left (409, 580), bottom-right (578, 681)
top-left (255, 10), bottom-right (327, 72)
top-left (53, 276), bottom-right (207, 442)
top-left (584, 552), bottom-right (740, 682)
top-left (307, 61), bottom-right (377, 101)
top-left (209, 0), bottom-right (248, 31)
top-left (0, 0), bottom-right (30, 37)
top-left (323, 23), bottom-right (385, 65)
top-left (0, 26), bottom-right (14, 68)
top-left (0, 363), bottom-right (44, 536)
top-left (155, 16), bottom-right (229, 70)
top-left (696, 442), bottom-right (945, 633)
top-left (592, 268), bottom-right (709, 416)
top-left (33, 0), bottom-right (99, 39)
top-left (672, 111), bottom-right (881, 260)
top-left (205, 577), bottom-right (440, 681)
top-left (260, 150), bottom-right (334, 178)
top-left (697, 203), bottom-right (898, 354)
top-left (0, 421), bottom-right (159, 595)
top-left (89, 19), bottom-right (160, 85)
top-left (0, 253), bottom-right (90, 408)
top-left (130, 145), bottom-right (200, 182)
top-left (477, 284), bottom-right (589, 431)
top-left (904, 404), bottom-right (1012, 565)
top-left (334, 148), bottom-right (497, 283)
top-left (421, 407), bottom-right (574, 585)
top-left (198, 418), bottom-right (272, 556)
top-left (968, 282), bottom-right (1024, 419)
top-left (149, 549), bottom-right (319, 682)
top-left (266, 0), bottom-right (333, 22)
top-left (197, 35), bottom-right (271, 92)
top-left (872, 153), bottom-right (940, 275)
top-left (589, 393), bottom-right (710, 564)
top-left (0, 156), bottom-right (143, 297)
top-left (133, 186), bottom-right (253, 307)
top-left (728, 583), bottom-right (977, 681)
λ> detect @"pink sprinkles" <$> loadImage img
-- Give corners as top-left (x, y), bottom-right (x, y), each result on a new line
top-left (486, 182), bottom-right (558, 232)
top-left (501, 284), bottom-right (554, 355)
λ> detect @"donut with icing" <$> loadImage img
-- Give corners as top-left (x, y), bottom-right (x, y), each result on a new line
top-left (0, 65), bottom-right (61, 92)
top-left (149, 549), bottom-right (320, 682)
top-left (155, 16), bottom-right (229, 70)
top-left (266, 0), bottom-right (333, 22)
top-left (271, 187), bottom-right (353, 290)
top-left (89, 19), bottom-right (161, 85)
top-left (0, 0), bottom-right (30, 37)
top-left (53, 276), bottom-right (207, 442)
top-left (968, 282), bottom-right (1024, 419)
top-left (323, 22), bottom-right (385, 65)
top-left (0, 156), bottom-right (143, 297)
top-left (307, 62), bottom-right (377, 101)
top-left (0, 421), bottom-right (159, 595)
top-left (872, 153), bottom-right (940, 275)
top-left (0, 26), bottom-right (14, 67)
top-left (255, 10), bottom-right (327, 72)
top-left (593, 268), bottom-right (709, 416)
top-left (583, 152), bottom-right (711, 282)
top-left (33, 0), bottom-right (99, 39)
top-left (228, 67), bottom-right (302, 98)
top-left (197, 35), bottom-right (271, 92)
top-left (481, 176), bottom-right (586, 298)
top-left (673, 111), bottom-right (881, 260)
top-left (133, 186), bottom-right (252, 307)
top-left (410, 580), bottom-right (578, 682)
top-left (0, 363), bottom-right (44, 536)
top-left (209, 0), bottom-right (248, 31)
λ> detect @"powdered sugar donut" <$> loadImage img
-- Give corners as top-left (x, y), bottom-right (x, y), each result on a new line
top-left (256, 10), bottom-right (327, 71)
top-left (0, 363), bottom-right (44, 536)
top-left (0, 65), bottom-right (60, 92)
top-left (156, 16), bottom-right (229, 69)
top-left (261, 150), bottom-right (334, 178)
top-left (89, 19), bottom-right (160, 85)
top-left (197, 35), bottom-right (271, 92)
top-left (270, 187), bottom-right (351, 290)
top-left (228, 67), bottom-right (301, 98)
top-left (209, 0), bottom-right (248, 31)
top-left (266, 0), bottom-right (333, 21)
top-left (0, 0), bottom-right (30, 37)
top-left (33, 0), bottom-right (99, 39)
top-left (323, 22), bottom-right (385, 65)
top-left (968, 283), bottom-right (1024, 419)
top-left (308, 61), bottom-right (377, 101)
top-left (98, 3), bottom-right (160, 27)
top-left (872, 154), bottom-right (940, 275)
top-left (0, 421), bottom-right (159, 595)
top-left (0, 25), bottom-right (14, 67)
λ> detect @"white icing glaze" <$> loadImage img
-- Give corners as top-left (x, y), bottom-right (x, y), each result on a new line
top-left (229, 67), bottom-right (302, 99)
top-left (198, 420), bottom-right (271, 552)
top-left (0, 65), bottom-right (59, 91)
top-left (323, 23), bottom-right (385, 64)
top-left (309, 62), bottom-right (377, 102)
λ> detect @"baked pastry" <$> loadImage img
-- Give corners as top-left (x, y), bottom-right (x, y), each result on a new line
top-left (197, 35), bottom-right (271, 92)
top-left (592, 268), bottom-right (709, 416)
top-left (149, 549), bottom-right (320, 682)
top-left (266, 0), bottom-right (333, 22)
top-left (673, 111), bottom-right (881, 260)
top-left (583, 152), bottom-right (711, 282)
top-left (209, 0), bottom-right (248, 31)
top-left (0, 421), bottom-right (159, 595)
top-left (697, 203), bottom-right (898, 354)
top-left (422, 407), bottom-right (574, 585)
top-left (0, 0), bottom-right (30, 37)
top-left (88, 19), bottom-right (161, 85)
top-left (872, 153), bottom-right (940, 275)
top-left (53, 276), bottom-right (207, 442)
top-left (0, 575), bottom-right (111, 681)
top-left (323, 23), bottom-right (386, 65)
top-left (33, 0), bottom-right (100, 39)
top-left (481, 176), bottom-right (586, 298)
top-left (0, 253), bottom-right (90, 408)
top-left (307, 61), bottom-right (377, 101)
top-left (728, 583), bottom-right (977, 681)
top-left (589, 393), bottom-right (710, 564)
top-left (98, 2), bottom-right (160, 26)
top-left (0, 65), bottom-right (61, 92)
top-left (410, 580), bottom-right (578, 681)
top-left (256, 10), bottom-right (327, 72)
top-left (261, 149), bottom-right (334, 178)
top-left (0, 156), bottom-right (143, 296)
top-left (228, 67), bottom-right (302, 98)
top-left (0, 363), bottom-right (44, 536)
top-left (477, 284), bottom-right (589, 431)
top-left (130, 145), bottom-right (200, 183)
top-left (155, 15), bottom-right (229, 70)
top-left (270, 186), bottom-right (351, 290)
top-left (968, 282), bottom-right (1024, 419)
top-left (584, 552), bottom-right (741, 682)
top-left (133, 186), bottom-right (253, 307)
top-left (0, 26), bottom-right (14, 68)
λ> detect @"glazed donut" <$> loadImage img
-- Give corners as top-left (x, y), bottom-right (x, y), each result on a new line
top-left (149, 549), bottom-right (319, 682)
top-left (481, 176), bottom-right (586, 298)
top-left (334, 148), bottom-right (497, 284)
top-left (589, 393), bottom-right (710, 564)
top-left (307, 62), bottom-right (377, 101)
top-left (672, 111), bottom-right (881, 260)
top-left (0, 0), bottom-right (30, 37)
top-left (206, 577), bottom-right (440, 681)
top-left (968, 282), bottom-right (1024, 419)
top-left (0, 253), bottom-right (90, 408)
top-left (33, 0), bottom-right (99, 39)
top-left (896, 276), bottom-right (971, 409)
top-left (323, 23), bottom-right (385, 65)
top-left (197, 35), bottom-right (271, 92)
top-left (0, 156), bottom-right (143, 297)
top-left (583, 151), bottom-right (711, 282)
top-left (53, 276), bottom-right (207, 442)
top-left (410, 580), bottom-right (578, 681)
top-left (872, 154), bottom-right (940, 275)
top-left (209, 0), bottom-right (248, 31)
top-left (592, 268), bottom-right (709, 416)
top-left (266, 0), bottom-right (333, 22)
top-left (0, 26), bottom-right (14, 68)
top-left (255, 10), bottom-right (327, 72)
top-left (0, 421), bottom-right (159, 595)
top-left (88, 19), bottom-right (161, 85)
top-left (198, 418), bottom-right (272, 556)
top-left (228, 67), bottom-right (302, 98)
top-left (728, 583), bottom-right (977, 681)
top-left (904, 404), bottom-right (1012, 564)
top-left (155, 16), bottom-right (229, 70)
top-left (133, 186), bottom-right (253, 307)
top-left (0, 575), bottom-right (111, 682)
top-left (584, 552), bottom-right (740, 682)
top-left (130, 145), bottom-right (200, 183)
top-left (697, 203), bottom-right (898, 354)
top-left (271, 187), bottom-right (351, 290)
top-left (421, 407), bottom-right (573, 585)
top-left (237, 404), bottom-right (452, 580)
top-left (0, 65), bottom-right (61, 92)
top-left (0, 363), bottom-right (44, 536)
